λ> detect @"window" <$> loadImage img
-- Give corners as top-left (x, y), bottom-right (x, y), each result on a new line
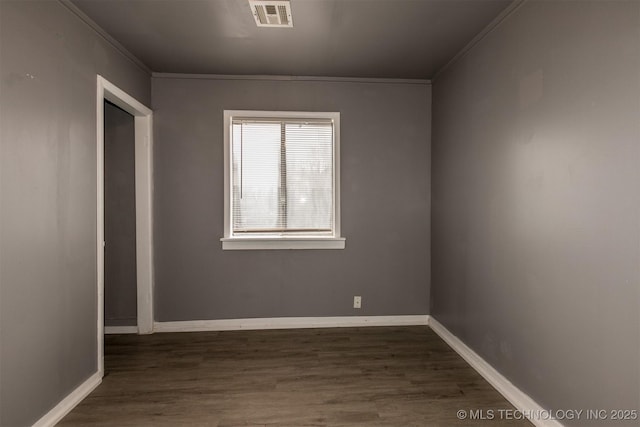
top-left (222, 110), bottom-right (344, 250)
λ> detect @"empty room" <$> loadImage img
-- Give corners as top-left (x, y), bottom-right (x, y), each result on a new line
top-left (0, 0), bottom-right (638, 426)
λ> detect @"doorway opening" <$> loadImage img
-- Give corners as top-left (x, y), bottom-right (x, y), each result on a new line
top-left (104, 100), bottom-right (137, 334)
top-left (97, 76), bottom-right (153, 376)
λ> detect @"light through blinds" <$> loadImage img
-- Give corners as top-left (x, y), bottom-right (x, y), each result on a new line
top-left (231, 118), bottom-right (334, 235)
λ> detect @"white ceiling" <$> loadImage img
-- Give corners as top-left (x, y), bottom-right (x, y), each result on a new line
top-left (71, 0), bottom-right (512, 79)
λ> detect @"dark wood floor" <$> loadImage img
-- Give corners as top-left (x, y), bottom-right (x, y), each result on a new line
top-left (60, 326), bottom-right (531, 426)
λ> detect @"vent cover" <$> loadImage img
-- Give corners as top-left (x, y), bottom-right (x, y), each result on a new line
top-left (249, 0), bottom-right (293, 28)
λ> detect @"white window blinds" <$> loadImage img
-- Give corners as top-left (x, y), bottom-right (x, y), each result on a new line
top-left (231, 118), bottom-right (334, 235)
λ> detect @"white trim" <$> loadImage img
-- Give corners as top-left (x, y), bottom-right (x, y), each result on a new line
top-left (96, 81), bottom-right (105, 376)
top-left (154, 315), bottom-right (429, 333)
top-left (152, 72), bottom-right (430, 85)
top-left (104, 325), bottom-right (138, 334)
top-left (428, 317), bottom-right (564, 427)
top-left (221, 237), bottom-right (345, 250)
top-left (57, 0), bottom-right (151, 74)
top-left (432, 0), bottom-right (527, 81)
top-left (99, 77), bottom-right (152, 117)
top-left (222, 110), bottom-right (343, 250)
top-left (333, 113), bottom-right (341, 243)
top-left (97, 75), bottom-right (155, 377)
top-left (32, 372), bottom-right (102, 427)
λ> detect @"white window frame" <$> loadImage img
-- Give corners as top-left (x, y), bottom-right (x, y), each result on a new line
top-left (221, 110), bottom-right (345, 250)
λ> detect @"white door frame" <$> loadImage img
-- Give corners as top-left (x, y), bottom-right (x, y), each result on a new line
top-left (96, 75), bottom-right (154, 375)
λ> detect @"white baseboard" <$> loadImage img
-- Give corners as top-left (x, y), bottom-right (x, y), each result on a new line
top-left (154, 315), bottom-right (429, 333)
top-left (32, 371), bottom-right (102, 427)
top-left (104, 325), bottom-right (138, 334)
top-left (427, 317), bottom-right (563, 427)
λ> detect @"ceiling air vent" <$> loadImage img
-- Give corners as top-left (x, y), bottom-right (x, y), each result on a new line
top-left (249, 0), bottom-right (293, 28)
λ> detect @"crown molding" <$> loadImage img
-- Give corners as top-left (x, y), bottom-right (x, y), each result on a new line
top-left (152, 72), bottom-right (431, 85)
top-left (432, 0), bottom-right (527, 82)
top-left (58, 0), bottom-right (151, 75)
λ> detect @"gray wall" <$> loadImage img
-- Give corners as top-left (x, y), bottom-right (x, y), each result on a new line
top-left (104, 102), bottom-right (137, 327)
top-left (0, 1), bottom-right (150, 425)
top-left (152, 77), bottom-right (431, 321)
top-left (431, 1), bottom-right (639, 425)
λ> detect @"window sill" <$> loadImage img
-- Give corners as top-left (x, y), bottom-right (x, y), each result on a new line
top-left (221, 237), bottom-right (346, 250)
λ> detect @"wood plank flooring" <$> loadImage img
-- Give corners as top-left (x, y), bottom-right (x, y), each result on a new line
top-left (60, 326), bottom-right (531, 426)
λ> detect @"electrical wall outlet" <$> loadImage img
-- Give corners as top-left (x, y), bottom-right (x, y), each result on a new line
top-left (353, 296), bottom-right (362, 309)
